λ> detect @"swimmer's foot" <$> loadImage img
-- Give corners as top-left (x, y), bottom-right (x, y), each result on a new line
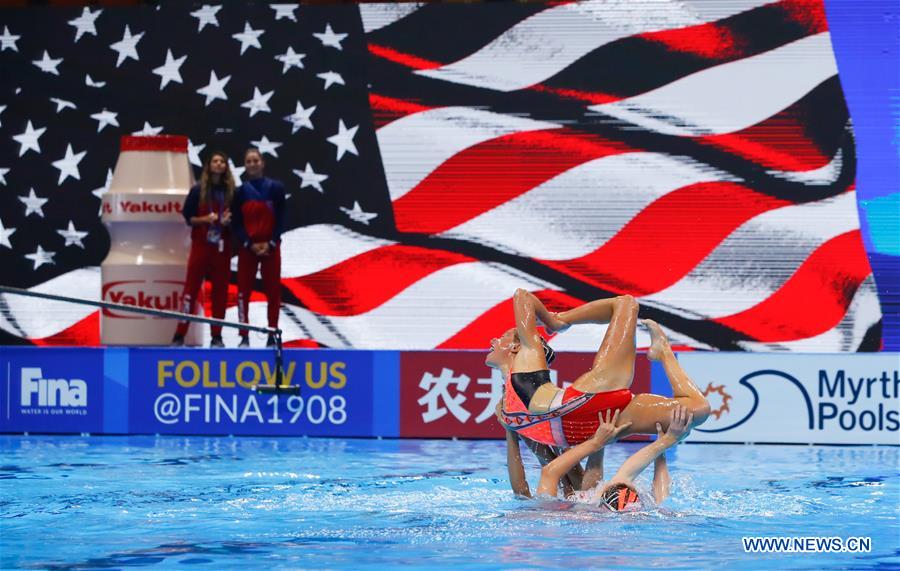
top-left (642, 319), bottom-right (671, 362)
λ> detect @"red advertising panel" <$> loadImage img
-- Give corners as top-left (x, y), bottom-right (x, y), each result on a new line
top-left (400, 351), bottom-right (651, 439)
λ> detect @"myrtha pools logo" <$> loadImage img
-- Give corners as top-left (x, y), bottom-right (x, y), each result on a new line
top-left (19, 367), bottom-right (88, 414)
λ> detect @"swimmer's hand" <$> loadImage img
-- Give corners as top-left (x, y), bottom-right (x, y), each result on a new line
top-left (660, 405), bottom-right (693, 445)
top-left (541, 312), bottom-right (570, 335)
top-left (588, 409), bottom-right (632, 450)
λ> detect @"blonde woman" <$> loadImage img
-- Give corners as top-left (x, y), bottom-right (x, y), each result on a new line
top-left (172, 151), bottom-right (236, 347)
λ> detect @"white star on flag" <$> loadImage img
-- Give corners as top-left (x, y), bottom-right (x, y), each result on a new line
top-left (251, 135), bottom-right (283, 158)
top-left (57, 220), bottom-right (89, 249)
top-left (90, 109), bottom-right (119, 132)
top-left (274, 47), bottom-right (305, 73)
top-left (340, 202), bottom-right (378, 225)
top-left (133, 122), bottom-right (163, 136)
top-left (228, 159), bottom-right (245, 182)
top-left (50, 98), bottom-right (76, 112)
top-left (284, 100), bottom-right (316, 133)
top-left (232, 23), bottom-right (264, 55)
top-left (0, 26), bottom-right (20, 52)
top-left (33, 51), bottom-right (63, 75)
top-left (188, 140), bottom-right (206, 168)
top-left (68, 7), bottom-right (101, 42)
top-left (25, 245), bottom-right (56, 270)
top-left (12, 121), bottom-right (46, 157)
top-left (197, 71), bottom-right (231, 106)
top-left (271, 4), bottom-right (298, 21)
top-left (327, 120), bottom-right (359, 161)
top-left (0, 218), bottom-right (15, 249)
top-left (0, 167), bottom-right (8, 185)
top-left (317, 71), bottom-right (345, 90)
top-left (85, 74), bottom-right (106, 88)
top-left (19, 188), bottom-right (48, 218)
top-left (152, 49), bottom-right (187, 89)
top-left (313, 24), bottom-right (347, 50)
top-left (191, 5), bottom-right (222, 31)
top-left (52, 144), bottom-right (87, 184)
top-left (293, 163), bottom-right (328, 193)
top-left (110, 25), bottom-right (143, 67)
top-left (241, 87), bottom-right (274, 117)
top-left (92, 169), bottom-right (113, 201)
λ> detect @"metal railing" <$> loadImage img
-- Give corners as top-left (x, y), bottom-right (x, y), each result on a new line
top-left (0, 285), bottom-right (299, 394)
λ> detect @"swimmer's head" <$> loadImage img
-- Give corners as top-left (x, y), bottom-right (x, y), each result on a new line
top-left (598, 483), bottom-right (639, 512)
top-left (486, 328), bottom-right (555, 368)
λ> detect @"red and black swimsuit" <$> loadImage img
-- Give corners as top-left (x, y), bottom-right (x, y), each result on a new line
top-left (502, 369), bottom-right (633, 447)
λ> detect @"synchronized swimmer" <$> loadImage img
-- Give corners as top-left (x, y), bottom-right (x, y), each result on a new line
top-left (487, 289), bottom-right (712, 510)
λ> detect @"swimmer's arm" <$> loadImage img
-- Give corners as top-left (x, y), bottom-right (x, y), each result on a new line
top-left (537, 411), bottom-right (630, 497)
top-left (506, 430), bottom-right (532, 499)
top-left (610, 406), bottom-right (691, 486)
top-left (536, 438), bottom-right (602, 497)
top-left (652, 452), bottom-right (671, 504)
top-left (652, 421), bottom-right (671, 503)
top-left (608, 438), bottom-right (673, 487)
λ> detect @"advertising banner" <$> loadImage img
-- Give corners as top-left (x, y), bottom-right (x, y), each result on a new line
top-left (681, 353), bottom-right (900, 444)
top-left (0, 348), bottom-right (104, 433)
top-left (128, 349), bottom-right (375, 436)
top-left (399, 351), bottom-right (651, 439)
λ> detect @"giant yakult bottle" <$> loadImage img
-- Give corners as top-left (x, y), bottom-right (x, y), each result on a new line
top-left (101, 135), bottom-right (201, 345)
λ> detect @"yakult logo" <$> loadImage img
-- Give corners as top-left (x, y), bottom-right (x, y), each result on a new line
top-left (102, 200), bottom-right (182, 215)
top-left (102, 280), bottom-right (184, 318)
top-left (20, 367), bottom-right (88, 407)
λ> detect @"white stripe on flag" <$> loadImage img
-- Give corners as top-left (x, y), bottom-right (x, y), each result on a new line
top-left (415, 0), bottom-right (771, 92)
top-left (377, 107), bottom-right (560, 201)
top-left (0, 267), bottom-right (100, 339)
top-left (645, 191), bottom-right (861, 318)
top-left (588, 32), bottom-right (838, 136)
top-left (737, 275), bottom-right (880, 352)
top-left (442, 151), bottom-right (735, 259)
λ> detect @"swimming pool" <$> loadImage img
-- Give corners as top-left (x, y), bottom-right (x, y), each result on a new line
top-left (1, 436), bottom-right (897, 569)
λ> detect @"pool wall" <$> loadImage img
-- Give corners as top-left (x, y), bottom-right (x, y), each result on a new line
top-left (0, 347), bottom-right (896, 445)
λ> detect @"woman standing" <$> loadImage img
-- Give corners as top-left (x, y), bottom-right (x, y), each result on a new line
top-left (233, 148), bottom-right (286, 347)
top-left (171, 151), bottom-right (235, 347)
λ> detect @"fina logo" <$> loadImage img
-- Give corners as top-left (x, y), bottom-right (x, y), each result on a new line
top-left (695, 369), bottom-right (813, 433)
top-left (20, 367), bottom-right (88, 408)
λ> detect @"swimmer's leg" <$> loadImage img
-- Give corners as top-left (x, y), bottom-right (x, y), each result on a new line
top-left (643, 319), bottom-right (710, 426)
top-left (562, 295), bottom-right (639, 393)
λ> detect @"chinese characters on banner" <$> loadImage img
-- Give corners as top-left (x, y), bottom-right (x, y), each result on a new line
top-left (400, 351), bottom-right (651, 438)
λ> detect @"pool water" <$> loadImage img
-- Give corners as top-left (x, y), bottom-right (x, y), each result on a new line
top-left (1, 436), bottom-right (897, 569)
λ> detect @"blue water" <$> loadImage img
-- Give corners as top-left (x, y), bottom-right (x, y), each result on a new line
top-left (1, 436), bottom-right (897, 570)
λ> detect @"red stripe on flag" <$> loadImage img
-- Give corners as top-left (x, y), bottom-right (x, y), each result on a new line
top-left (281, 244), bottom-right (475, 316)
top-left (394, 129), bottom-right (633, 233)
top-left (368, 43), bottom-right (443, 70)
top-left (370, 93), bottom-right (434, 129)
top-left (437, 290), bottom-right (585, 349)
top-left (714, 230), bottom-right (871, 341)
top-left (543, 182), bottom-right (793, 295)
top-left (698, 101), bottom-right (831, 171)
top-left (32, 311), bottom-right (100, 346)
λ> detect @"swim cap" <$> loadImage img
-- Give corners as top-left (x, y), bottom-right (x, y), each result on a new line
top-left (600, 484), bottom-right (639, 511)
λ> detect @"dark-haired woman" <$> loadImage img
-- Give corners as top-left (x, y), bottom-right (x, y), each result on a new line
top-left (232, 148), bottom-right (286, 348)
top-left (172, 151), bottom-right (236, 347)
